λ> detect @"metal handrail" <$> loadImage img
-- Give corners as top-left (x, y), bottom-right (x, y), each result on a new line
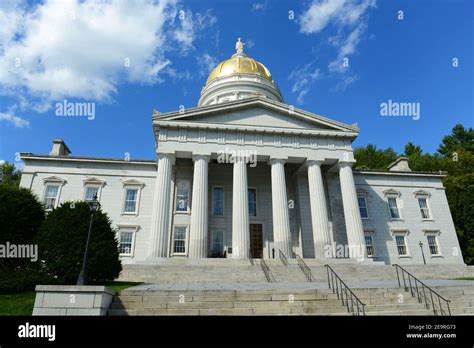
top-left (325, 264), bottom-right (366, 316)
top-left (295, 254), bottom-right (315, 282)
top-left (279, 249), bottom-right (289, 266)
top-left (393, 264), bottom-right (451, 316)
top-left (260, 258), bottom-right (275, 282)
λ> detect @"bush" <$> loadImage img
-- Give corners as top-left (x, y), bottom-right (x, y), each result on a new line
top-left (0, 185), bottom-right (45, 293)
top-left (0, 185), bottom-right (44, 244)
top-left (36, 201), bottom-right (122, 284)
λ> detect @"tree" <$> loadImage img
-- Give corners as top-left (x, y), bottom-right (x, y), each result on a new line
top-left (0, 161), bottom-right (21, 187)
top-left (36, 201), bottom-right (122, 284)
top-left (354, 144), bottom-right (396, 170)
top-left (438, 124), bottom-right (474, 156)
top-left (403, 142), bottom-right (422, 157)
top-left (0, 185), bottom-right (45, 292)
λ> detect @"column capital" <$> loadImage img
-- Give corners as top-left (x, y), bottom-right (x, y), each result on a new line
top-left (268, 158), bottom-right (286, 166)
top-left (157, 153), bottom-right (176, 164)
top-left (337, 161), bottom-right (355, 169)
top-left (192, 154), bottom-right (211, 162)
top-left (306, 159), bottom-right (324, 167)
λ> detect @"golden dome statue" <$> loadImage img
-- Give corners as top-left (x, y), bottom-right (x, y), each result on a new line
top-left (206, 38), bottom-right (274, 85)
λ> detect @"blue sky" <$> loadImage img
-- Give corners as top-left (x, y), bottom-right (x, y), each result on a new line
top-left (0, 0), bottom-right (472, 165)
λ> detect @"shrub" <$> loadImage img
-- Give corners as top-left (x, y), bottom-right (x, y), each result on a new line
top-left (36, 201), bottom-right (122, 284)
top-left (0, 185), bottom-right (45, 293)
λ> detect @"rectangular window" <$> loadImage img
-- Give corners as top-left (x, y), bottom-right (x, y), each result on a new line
top-left (365, 235), bottom-right (374, 256)
top-left (44, 185), bottom-right (59, 210)
top-left (395, 235), bottom-right (408, 256)
top-left (388, 197), bottom-right (400, 219)
top-left (418, 198), bottom-right (431, 219)
top-left (124, 188), bottom-right (138, 213)
top-left (173, 227), bottom-right (187, 254)
top-left (176, 180), bottom-right (190, 212)
top-left (85, 186), bottom-right (99, 202)
top-left (212, 187), bottom-right (224, 217)
top-left (119, 231), bottom-right (134, 255)
top-left (358, 197), bottom-right (369, 219)
top-left (427, 235), bottom-right (440, 255)
top-left (211, 230), bottom-right (224, 258)
top-left (248, 188), bottom-right (257, 217)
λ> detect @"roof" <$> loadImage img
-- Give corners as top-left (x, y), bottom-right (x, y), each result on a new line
top-left (20, 153), bottom-right (157, 166)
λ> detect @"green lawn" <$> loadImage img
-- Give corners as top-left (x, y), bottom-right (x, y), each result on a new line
top-left (0, 281), bottom-right (141, 316)
top-left (101, 281), bottom-right (142, 292)
top-left (0, 292), bottom-right (36, 316)
top-left (451, 277), bottom-right (474, 281)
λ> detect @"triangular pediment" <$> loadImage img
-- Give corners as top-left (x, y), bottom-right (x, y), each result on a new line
top-left (154, 97), bottom-right (358, 134)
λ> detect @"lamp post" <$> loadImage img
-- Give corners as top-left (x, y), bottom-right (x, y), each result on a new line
top-left (76, 194), bottom-right (101, 285)
top-left (419, 241), bottom-right (426, 265)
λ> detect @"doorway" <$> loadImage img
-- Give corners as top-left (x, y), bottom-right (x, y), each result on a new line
top-left (249, 224), bottom-right (263, 258)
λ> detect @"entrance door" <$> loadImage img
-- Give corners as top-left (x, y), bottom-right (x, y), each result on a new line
top-left (249, 224), bottom-right (263, 258)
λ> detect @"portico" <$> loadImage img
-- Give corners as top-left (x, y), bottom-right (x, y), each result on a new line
top-left (147, 98), bottom-right (366, 260)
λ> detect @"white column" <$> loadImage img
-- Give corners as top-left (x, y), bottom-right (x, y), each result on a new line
top-left (269, 159), bottom-right (292, 258)
top-left (232, 156), bottom-right (250, 258)
top-left (188, 155), bottom-right (210, 258)
top-left (149, 153), bottom-right (175, 258)
top-left (307, 160), bottom-right (332, 258)
top-left (338, 162), bottom-right (366, 259)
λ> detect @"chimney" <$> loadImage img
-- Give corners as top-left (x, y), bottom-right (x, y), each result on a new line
top-left (387, 157), bottom-right (411, 172)
top-left (49, 139), bottom-right (71, 156)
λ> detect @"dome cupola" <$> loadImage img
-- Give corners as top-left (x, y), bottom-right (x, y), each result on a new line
top-left (198, 38), bottom-right (283, 106)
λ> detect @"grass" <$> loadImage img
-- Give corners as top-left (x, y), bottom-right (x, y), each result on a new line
top-left (0, 292), bottom-right (36, 316)
top-left (451, 277), bottom-right (474, 281)
top-left (101, 281), bottom-right (142, 293)
top-left (0, 281), bottom-right (141, 316)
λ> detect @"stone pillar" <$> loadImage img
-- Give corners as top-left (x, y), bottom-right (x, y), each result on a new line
top-left (338, 161), bottom-right (366, 259)
top-left (268, 159), bottom-right (292, 258)
top-left (188, 155), bottom-right (210, 258)
top-left (232, 156), bottom-right (250, 258)
top-left (149, 153), bottom-right (175, 258)
top-left (307, 160), bottom-right (332, 258)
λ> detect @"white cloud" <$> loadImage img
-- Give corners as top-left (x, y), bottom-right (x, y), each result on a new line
top-left (297, 0), bottom-right (376, 93)
top-left (299, 0), bottom-right (375, 34)
top-left (251, 2), bottom-right (267, 12)
top-left (0, 109), bottom-right (29, 128)
top-left (289, 63), bottom-right (321, 104)
top-left (0, 0), bottom-right (215, 118)
top-left (331, 74), bottom-right (358, 91)
top-left (198, 53), bottom-right (218, 77)
top-left (328, 22), bottom-right (366, 73)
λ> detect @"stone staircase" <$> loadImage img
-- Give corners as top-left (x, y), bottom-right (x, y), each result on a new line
top-left (264, 260), bottom-right (308, 282)
top-left (112, 258), bottom-right (474, 315)
top-left (303, 260), bottom-right (474, 281)
top-left (119, 259), bottom-right (267, 283)
top-left (109, 287), bottom-right (353, 316)
top-left (431, 286), bottom-right (474, 315)
top-left (108, 284), bottom-right (474, 316)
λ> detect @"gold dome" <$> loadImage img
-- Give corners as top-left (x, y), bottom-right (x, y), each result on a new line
top-left (206, 38), bottom-right (273, 85)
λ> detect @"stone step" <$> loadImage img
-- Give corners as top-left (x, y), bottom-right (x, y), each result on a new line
top-left (364, 303), bottom-right (429, 312)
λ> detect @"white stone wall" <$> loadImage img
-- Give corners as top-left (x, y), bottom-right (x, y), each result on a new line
top-left (352, 173), bottom-right (464, 265)
top-left (21, 157), bottom-right (464, 265)
top-left (20, 158), bottom-right (157, 264)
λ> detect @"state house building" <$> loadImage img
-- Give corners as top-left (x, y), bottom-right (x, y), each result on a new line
top-left (20, 40), bottom-right (465, 266)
